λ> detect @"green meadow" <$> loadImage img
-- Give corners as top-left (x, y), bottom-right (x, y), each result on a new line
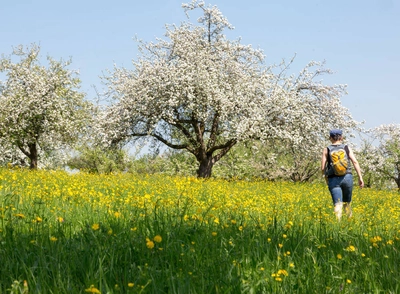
top-left (0, 168), bottom-right (399, 293)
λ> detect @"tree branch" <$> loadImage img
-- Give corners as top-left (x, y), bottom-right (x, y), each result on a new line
top-left (207, 111), bottom-right (219, 150)
top-left (191, 113), bottom-right (206, 157)
top-left (131, 132), bottom-right (190, 151)
top-left (210, 138), bottom-right (237, 163)
top-left (16, 142), bottom-right (30, 157)
top-left (168, 119), bottom-right (198, 147)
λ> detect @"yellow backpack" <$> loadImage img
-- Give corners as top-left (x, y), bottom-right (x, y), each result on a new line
top-left (327, 145), bottom-right (350, 176)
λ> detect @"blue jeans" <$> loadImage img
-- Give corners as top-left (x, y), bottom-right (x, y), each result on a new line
top-left (327, 174), bottom-right (353, 205)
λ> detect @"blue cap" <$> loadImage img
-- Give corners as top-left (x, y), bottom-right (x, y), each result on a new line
top-left (330, 129), bottom-right (342, 137)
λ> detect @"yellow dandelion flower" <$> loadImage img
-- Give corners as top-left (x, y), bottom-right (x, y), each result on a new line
top-left (260, 267), bottom-right (265, 271)
top-left (282, 234), bottom-right (287, 238)
top-left (278, 269), bottom-right (288, 276)
top-left (289, 263), bottom-right (295, 268)
top-left (85, 285), bottom-right (101, 293)
top-left (50, 236), bottom-right (58, 242)
top-left (57, 216), bottom-right (64, 222)
top-left (275, 277), bottom-right (282, 282)
top-left (146, 239), bottom-right (155, 249)
top-left (337, 254), bottom-right (342, 259)
top-left (278, 243), bottom-right (283, 248)
top-left (212, 232), bottom-right (217, 236)
top-left (128, 283), bottom-right (134, 288)
top-left (91, 223), bottom-right (100, 231)
top-left (36, 217), bottom-right (42, 223)
top-left (153, 235), bottom-right (162, 243)
top-left (285, 221), bottom-right (293, 229)
top-left (238, 226), bottom-right (243, 231)
top-left (346, 279), bottom-right (351, 284)
top-left (345, 245), bottom-right (356, 252)
top-left (370, 236), bottom-right (382, 243)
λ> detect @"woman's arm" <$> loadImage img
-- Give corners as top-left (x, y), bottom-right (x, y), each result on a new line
top-left (321, 147), bottom-right (328, 181)
top-left (321, 148), bottom-right (328, 175)
top-left (347, 146), bottom-right (364, 188)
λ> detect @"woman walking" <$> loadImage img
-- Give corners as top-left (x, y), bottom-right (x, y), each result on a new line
top-left (321, 129), bottom-right (364, 220)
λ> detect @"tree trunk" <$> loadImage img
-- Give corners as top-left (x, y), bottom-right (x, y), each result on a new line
top-left (197, 156), bottom-right (214, 178)
top-left (396, 177), bottom-right (400, 191)
top-left (28, 143), bottom-right (38, 169)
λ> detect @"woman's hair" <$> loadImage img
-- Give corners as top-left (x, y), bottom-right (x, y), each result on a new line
top-left (330, 134), bottom-right (342, 141)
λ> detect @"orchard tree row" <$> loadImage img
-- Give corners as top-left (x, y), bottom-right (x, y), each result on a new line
top-left (0, 1), bottom-right (399, 189)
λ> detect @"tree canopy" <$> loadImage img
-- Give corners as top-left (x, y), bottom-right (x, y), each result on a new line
top-left (366, 124), bottom-right (400, 189)
top-left (97, 0), bottom-right (359, 178)
top-left (0, 44), bottom-right (92, 169)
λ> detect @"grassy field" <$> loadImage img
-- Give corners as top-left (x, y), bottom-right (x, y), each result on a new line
top-left (0, 168), bottom-right (399, 293)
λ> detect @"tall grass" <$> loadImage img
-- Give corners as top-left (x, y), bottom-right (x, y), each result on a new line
top-left (0, 168), bottom-right (399, 293)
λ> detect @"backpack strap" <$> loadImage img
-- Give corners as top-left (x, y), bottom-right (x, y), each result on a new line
top-left (327, 145), bottom-right (349, 158)
top-left (344, 145), bottom-right (350, 158)
top-left (326, 147), bottom-right (331, 165)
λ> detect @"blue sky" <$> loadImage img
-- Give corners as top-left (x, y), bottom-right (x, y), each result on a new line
top-left (1, 0), bottom-right (399, 131)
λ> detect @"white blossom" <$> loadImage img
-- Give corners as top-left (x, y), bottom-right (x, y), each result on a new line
top-left (366, 124), bottom-right (400, 188)
top-left (0, 44), bottom-right (92, 169)
top-left (97, 2), bottom-right (359, 178)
